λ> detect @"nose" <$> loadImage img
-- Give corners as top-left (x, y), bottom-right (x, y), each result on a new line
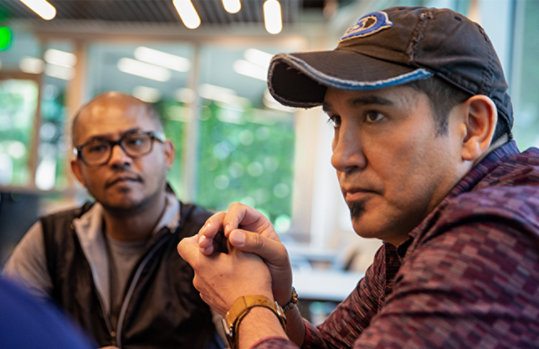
top-left (108, 142), bottom-right (133, 167)
top-left (330, 125), bottom-right (367, 173)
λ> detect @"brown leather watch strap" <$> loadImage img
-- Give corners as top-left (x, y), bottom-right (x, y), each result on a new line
top-left (223, 295), bottom-right (286, 348)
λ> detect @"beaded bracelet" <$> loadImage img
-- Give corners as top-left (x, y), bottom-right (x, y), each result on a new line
top-left (282, 286), bottom-right (298, 311)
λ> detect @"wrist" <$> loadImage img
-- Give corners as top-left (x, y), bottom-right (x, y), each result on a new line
top-left (223, 295), bottom-right (286, 349)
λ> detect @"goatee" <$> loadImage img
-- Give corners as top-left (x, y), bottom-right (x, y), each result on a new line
top-left (348, 201), bottom-right (366, 220)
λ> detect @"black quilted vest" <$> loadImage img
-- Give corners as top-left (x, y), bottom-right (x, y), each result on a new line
top-left (41, 201), bottom-right (222, 349)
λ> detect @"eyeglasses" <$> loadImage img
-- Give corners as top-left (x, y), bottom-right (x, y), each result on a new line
top-left (74, 130), bottom-right (166, 166)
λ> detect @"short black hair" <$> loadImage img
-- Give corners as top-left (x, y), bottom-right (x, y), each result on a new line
top-left (405, 77), bottom-right (510, 142)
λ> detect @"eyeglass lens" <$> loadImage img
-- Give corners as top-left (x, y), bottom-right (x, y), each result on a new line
top-left (80, 132), bottom-right (154, 165)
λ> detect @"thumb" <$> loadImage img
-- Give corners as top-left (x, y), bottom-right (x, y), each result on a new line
top-left (177, 235), bottom-right (199, 265)
top-left (229, 229), bottom-right (289, 268)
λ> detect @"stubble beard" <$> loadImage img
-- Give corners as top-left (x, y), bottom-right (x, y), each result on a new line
top-left (101, 183), bottom-right (161, 218)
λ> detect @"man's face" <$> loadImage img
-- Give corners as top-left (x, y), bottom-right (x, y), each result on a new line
top-left (71, 95), bottom-right (174, 215)
top-left (324, 86), bottom-right (467, 245)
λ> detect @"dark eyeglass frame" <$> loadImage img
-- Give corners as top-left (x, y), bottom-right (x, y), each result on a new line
top-left (73, 130), bottom-right (166, 166)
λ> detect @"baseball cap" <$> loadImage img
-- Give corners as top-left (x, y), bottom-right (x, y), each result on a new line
top-left (267, 6), bottom-right (513, 131)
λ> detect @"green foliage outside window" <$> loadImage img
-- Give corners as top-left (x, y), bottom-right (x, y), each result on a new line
top-left (196, 101), bottom-right (295, 231)
top-left (0, 79), bottom-right (38, 186)
top-left (157, 99), bottom-right (187, 195)
top-left (39, 88), bottom-right (69, 189)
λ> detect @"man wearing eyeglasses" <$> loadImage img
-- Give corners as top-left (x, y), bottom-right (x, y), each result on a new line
top-left (3, 91), bottom-right (224, 349)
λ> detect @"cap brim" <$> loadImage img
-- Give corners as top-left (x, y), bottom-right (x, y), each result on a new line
top-left (267, 50), bottom-right (432, 108)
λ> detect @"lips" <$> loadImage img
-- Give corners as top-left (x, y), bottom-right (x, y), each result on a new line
top-left (344, 188), bottom-right (376, 202)
top-left (106, 174), bottom-right (143, 188)
top-left (341, 180), bottom-right (380, 201)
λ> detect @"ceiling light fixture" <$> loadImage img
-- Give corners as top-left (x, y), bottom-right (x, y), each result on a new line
top-left (19, 0), bottom-right (56, 20)
top-left (244, 48), bottom-right (273, 68)
top-left (175, 88), bottom-right (195, 104)
top-left (233, 48), bottom-right (272, 81)
top-left (44, 48), bottom-right (76, 67)
top-left (117, 58), bottom-right (171, 82)
top-left (44, 64), bottom-right (74, 80)
top-left (133, 86), bottom-right (162, 103)
top-left (172, 0), bottom-right (201, 29)
top-left (19, 56), bottom-right (44, 74)
top-left (134, 46), bottom-right (190, 72)
top-left (222, 0), bottom-right (241, 14)
top-left (263, 0), bottom-right (282, 35)
top-left (233, 60), bottom-right (266, 81)
top-left (199, 83), bottom-right (247, 105)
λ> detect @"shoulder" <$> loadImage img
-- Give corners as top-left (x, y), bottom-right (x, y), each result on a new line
top-left (40, 202), bottom-right (94, 238)
top-left (179, 201), bottom-right (214, 225)
top-left (436, 146), bottom-right (539, 240)
top-left (41, 202), bottom-right (94, 223)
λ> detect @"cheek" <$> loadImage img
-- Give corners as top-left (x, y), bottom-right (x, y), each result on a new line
top-left (379, 138), bottom-right (438, 200)
top-left (79, 168), bottom-right (104, 189)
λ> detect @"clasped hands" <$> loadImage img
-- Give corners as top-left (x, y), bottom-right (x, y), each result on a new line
top-left (177, 203), bottom-right (293, 316)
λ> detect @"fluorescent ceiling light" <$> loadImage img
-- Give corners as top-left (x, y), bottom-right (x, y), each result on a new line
top-left (117, 58), bottom-right (171, 82)
top-left (173, 0), bottom-right (201, 29)
top-left (222, 0), bottom-right (241, 14)
top-left (19, 0), bottom-right (56, 20)
top-left (175, 88), bottom-right (195, 104)
top-left (44, 48), bottom-right (76, 67)
top-left (263, 0), bottom-right (282, 35)
top-left (45, 64), bottom-right (74, 80)
top-left (233, 60), bottom-right (266, 81)
top-left (234, 49), bottom-right (272, 81)
top-left (134, 46), bottom-right (190, 72)
top-left (133, 86), bottom-right (162, 103)
top-left (20, 56), bottom-right (44, 74)
top-left (199, 83), bottom-right (247, 105)
top-left (244, 48), bottom-right (272, 68)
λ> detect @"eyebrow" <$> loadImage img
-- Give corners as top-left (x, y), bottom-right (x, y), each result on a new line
top-left (82, 127), bottom-right (142, 144)
top-left (323, 95), bottom-right (394, 113)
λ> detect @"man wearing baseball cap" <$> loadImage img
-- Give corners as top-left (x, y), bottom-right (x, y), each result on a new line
top-left (179, 6), bottom-right (538, 348)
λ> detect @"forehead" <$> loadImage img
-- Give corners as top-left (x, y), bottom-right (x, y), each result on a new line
top-left (75, 98), bottom-right (156, 142)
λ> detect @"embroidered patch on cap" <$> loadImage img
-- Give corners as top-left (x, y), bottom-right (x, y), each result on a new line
top-left (340, 11), bottom-right (392, 42)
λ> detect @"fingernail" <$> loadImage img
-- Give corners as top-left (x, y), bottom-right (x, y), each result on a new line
top-left (230, 231), bottom-right (245, 246)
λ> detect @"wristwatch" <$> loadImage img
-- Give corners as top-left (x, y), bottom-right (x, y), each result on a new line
top-left (222, 295), bottom-right (286, 348)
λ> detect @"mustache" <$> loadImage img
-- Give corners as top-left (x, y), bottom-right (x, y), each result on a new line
top-left (105, 174), bottom-right (143, 188)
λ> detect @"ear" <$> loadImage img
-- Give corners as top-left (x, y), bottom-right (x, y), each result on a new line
top-left (70, 159), bottom-right (86, 187)
top-left (163, 140), bottom-right (175, 170)
top-left (460, 95), bottom-right (497, 162)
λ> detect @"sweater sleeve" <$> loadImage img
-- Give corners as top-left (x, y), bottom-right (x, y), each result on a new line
top-left (2, 221), bottom-right (53, 299)
top-left (352, 218), bottom-right (539, 348)
top-left (252, 245), bottom-right (392, 349)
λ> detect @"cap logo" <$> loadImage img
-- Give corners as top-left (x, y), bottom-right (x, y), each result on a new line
top-left (340, 11), bottom-right (392, 42)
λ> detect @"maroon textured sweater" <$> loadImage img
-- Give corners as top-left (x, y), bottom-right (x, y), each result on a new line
top-left (256, 141), bottom-right (539, 349)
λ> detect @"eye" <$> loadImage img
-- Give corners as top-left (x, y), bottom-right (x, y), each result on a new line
top-left (86, 142), bottom-right (108, 154)
top-left (126, 136), bottom-right (145, 145)
top-left (124, 133), bottom-right (150, 150)
top-left (326, 114), bottom-right (341, 128)
top-left (364, 110), bottom-right (385, 123)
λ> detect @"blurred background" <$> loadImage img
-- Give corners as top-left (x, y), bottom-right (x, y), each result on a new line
top-left (0, 0), bottom-right (538, 323)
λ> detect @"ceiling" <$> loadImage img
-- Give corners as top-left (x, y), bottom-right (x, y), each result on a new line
top-left (1, 0), bottom-right (342, 28)
top-left (0, 0), bottom-right (355, 108)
